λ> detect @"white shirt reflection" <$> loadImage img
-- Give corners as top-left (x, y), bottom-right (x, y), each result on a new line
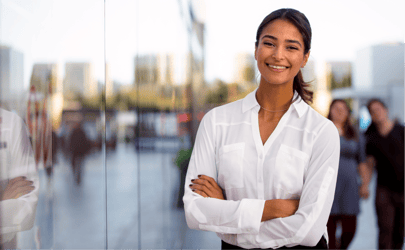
top-left (0, 108), bottom-right (39, 247)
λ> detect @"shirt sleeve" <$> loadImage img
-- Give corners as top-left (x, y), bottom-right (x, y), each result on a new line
top-left (237, 121), bottom-right (340, 248)
top-left (183, 109), bottom-right (265, 234)
top-left (0, 114), bottom-right (39, 236)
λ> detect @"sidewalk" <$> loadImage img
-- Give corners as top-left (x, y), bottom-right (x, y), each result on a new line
top-left (27, 141), bottom-right (383, 249)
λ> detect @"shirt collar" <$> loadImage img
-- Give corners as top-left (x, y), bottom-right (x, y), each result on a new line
top-left (242, 88), bottom-right (308, 118)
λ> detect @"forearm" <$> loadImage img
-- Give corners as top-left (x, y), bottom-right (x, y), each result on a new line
top-left (359, 157), bottom-right (374, 186)
top-left (184, 192), bottom-right (265, 234)
top-left (358, 163), bottom-right (372, 186)
top-left (0, 195), bottom-right (38, 233)
top-left (261, 199), bottom-right (299, 222)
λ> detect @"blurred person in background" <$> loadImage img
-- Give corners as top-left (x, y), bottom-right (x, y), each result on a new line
top-left (68, 119), bottom-right (90, 185)
top-left (183, 8), bottom-right (339, 249)
top-left (0, 108), bottom-right (39, 249)
top-left (44, 128), bottom-right (58, 183)
top-left (326, 99), bottom-right (367, 249)
top-left (359, 99), bottom-right (404, 249)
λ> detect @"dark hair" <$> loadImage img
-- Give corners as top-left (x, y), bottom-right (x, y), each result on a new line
top-left (367, 98), bottom-right (387, 112)
top-left (327, 99), bottom-right (358, 140)
top-left (255, 8), bottom-right (313, 103)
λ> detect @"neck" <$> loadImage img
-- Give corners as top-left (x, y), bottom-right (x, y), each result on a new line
top-left (256, 80), bottom-right (294, 111)
top-left (375, 118), bottom-right (393, 131)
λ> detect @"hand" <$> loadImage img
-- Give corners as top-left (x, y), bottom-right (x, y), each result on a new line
top-left (0, 176), bottom-right (35, 201)
top-left (359, 184), bottom-right (370, 199)
top-left (190, 175), bottom-right (225, 200)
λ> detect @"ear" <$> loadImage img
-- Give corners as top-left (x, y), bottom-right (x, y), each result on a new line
top-left (254, 46), bottom-right (258, 60)
top-left (301, 50), bottom-right (310, 68)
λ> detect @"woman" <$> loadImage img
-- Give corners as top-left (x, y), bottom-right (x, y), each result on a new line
top-left (183, 8), bottom-right (339, 249)
top-left (326, 99), bottom-right (365, 249)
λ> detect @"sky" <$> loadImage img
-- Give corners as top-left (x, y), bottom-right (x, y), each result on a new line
top-left (0, 0), bottom-right (404, 86)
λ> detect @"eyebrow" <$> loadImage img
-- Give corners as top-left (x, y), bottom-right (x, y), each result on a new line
top-left (261, 35), bottom-right (302, 48)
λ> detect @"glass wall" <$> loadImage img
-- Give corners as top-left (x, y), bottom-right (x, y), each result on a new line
top-left (0, 0), bottom-right (213, 249)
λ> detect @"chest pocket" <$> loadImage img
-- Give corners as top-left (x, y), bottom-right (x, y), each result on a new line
top-left (273, 144), bottom-right (309, 198)
top-left (218, 143), bottom-right (245, 189)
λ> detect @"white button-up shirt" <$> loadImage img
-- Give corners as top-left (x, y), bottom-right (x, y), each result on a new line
top-left (0, 108), bottom-right (39, 245)
top-left (183, 89), bottom-right (340, 248)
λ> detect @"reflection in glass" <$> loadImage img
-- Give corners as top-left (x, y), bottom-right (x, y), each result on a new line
top-left (1, 0), bottom-right (105, 248)
top-left (0, 108), bottom-right (39, 249)
top-left (2, 0), bottom-right (219, 248)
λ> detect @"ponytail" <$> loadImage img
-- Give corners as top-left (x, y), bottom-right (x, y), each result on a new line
top-left (293, 70), bottom-right (313, 104)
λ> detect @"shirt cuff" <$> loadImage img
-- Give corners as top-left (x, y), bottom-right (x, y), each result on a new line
top-left (239, 198), bottom-right (266, 234)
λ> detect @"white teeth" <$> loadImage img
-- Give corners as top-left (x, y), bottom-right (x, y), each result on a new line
top-left (268, 65), bottom-right (287, 69)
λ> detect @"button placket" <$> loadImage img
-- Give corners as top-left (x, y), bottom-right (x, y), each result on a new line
top-left (257, 151), bottom-right (265, 199)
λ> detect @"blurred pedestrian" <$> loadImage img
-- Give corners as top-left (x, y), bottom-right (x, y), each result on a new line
top-left (326, 99), bottom-right (367, 249)
top-left (43, 125), bottom-right (57, 182)
top-left (360, 98), bottom-right (404, 249)
top-left (183, 8), bottom-right (339, 249)
top-left (68, 120), bottom-right (90, 185)
top-left (0, 108), bottom-right (39, 249)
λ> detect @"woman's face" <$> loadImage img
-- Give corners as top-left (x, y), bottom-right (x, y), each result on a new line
top-left (255, 19), bottom-right (309, 87)
top-left (330, 101), bottom-right (349, 124)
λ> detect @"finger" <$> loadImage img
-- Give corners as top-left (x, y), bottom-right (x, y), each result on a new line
top-left (14, 189), bottom-right (34, 199)
top-left (190, 184), bottom-right (211, 196)
top-left (198, 175), bottom-right (221, 189)
top-left (191, 178), bottom-right (214, 191)
top-left (8, 176), bottom-right (27, 185)
top-left (192, 189), bottom-right (209, 198)
top-left (16, 185), bottom-right (35, 194)
top-left (9, 180), bottom-right (34, 190)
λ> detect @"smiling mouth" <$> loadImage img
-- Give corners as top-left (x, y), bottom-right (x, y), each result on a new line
top-left (266, 63), bottom-right (289, 69)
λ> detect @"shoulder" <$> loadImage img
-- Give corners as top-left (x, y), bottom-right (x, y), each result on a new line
top-left (0, 108), bottom-right (25, 129)
top-left (394, 122), bottom-right (405, 131)
top-left (300, 104), bottom-right (338, 139)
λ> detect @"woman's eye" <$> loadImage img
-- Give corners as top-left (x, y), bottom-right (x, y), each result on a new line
top-left (264, 42), bottom-right (274, 46)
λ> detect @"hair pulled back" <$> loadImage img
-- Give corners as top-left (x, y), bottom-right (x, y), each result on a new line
top-left (255, 8), bottom-right (313, 103)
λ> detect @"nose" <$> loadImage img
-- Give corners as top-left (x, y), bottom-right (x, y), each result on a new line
top-left (272, 47), bottom-right (283, 60)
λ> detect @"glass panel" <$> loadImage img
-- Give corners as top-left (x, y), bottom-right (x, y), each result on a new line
top-left (105, 0), bottom-right (214, 248)
top-left (0, 1), bottom-right (105, 248)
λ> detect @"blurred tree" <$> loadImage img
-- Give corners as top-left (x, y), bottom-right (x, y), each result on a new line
top-left (242, 65), bottom-right (255, 83)
top-left (329, 72), bottom-right (339, 90)
top-left (205, 80), bottom-right (228, 105)
top-left (342, 74), bottom-right (352, 88)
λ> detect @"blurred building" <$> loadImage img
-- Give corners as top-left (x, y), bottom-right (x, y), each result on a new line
top-left (63, 62), bottom-right (97, 98)
top-left (332, 43), bottom-right (404, 127)
top-left (30, 63), bottom-right (64, 129)
top-left (308, 61), bottom-right (333, 116)
top-left (105, 63), bottom-right (113, 97)
top-left (327, 61), bottom-right (351, 86)
top-left (134, 54), bottom-right (175, 86)
top-left (0, 46), bottom-right (24, 113)
top-left (30, 63), bottom-right (62, 94)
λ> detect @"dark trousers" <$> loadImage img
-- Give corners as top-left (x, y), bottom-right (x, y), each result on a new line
top-left (327, 215), bottom-right (357, 249)
top-left (221, 236), bottom-right (328, 249)
top-left (375, 185), bottom-right (404, 249)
